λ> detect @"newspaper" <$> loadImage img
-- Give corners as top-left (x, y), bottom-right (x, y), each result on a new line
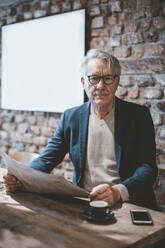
top-left (0, 150), bottom-right (89, 198)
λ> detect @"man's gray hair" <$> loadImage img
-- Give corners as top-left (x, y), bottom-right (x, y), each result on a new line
top-left (80, 49), bottom-right (121, 76)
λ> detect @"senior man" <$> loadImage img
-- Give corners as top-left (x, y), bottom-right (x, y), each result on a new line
top-left (4, 49), bottom-right (158, 210)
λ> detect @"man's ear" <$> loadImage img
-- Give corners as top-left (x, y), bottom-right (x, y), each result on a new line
top-left (115, 76), bottom-right (120, 87)
top-left (81, 77), bottom-right (85, 87)
top-left (117, 76), bottom-right (120, 84)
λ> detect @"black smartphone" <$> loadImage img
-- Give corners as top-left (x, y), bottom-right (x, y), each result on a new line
top-left (130, 210), bottom-right (153, 225)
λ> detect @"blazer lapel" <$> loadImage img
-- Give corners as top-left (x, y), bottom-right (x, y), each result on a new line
top-left (78, 102), bottom-right (90, 183)
top-left (115, 97), bottom-right (123, 173)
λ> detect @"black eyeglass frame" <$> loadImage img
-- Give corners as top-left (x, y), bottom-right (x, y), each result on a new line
top-left (87, 75), bottom-right (119, 86)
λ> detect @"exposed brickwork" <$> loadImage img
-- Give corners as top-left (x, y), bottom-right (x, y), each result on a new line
top-left (141, 88), bottom-right (163, 99)
top-left (122, 32), bottom-right (144, 45)
top-left (114, 46), bottom-right (131, 58)
top-left (134, 75), bottom-right (155, 87)
top-left (125, 21), bottom-right (139, 33)
top-left (91, 16), bottom-right (104, 28)
top-left (108, 12), bottom-right (118, 25)
top-left (116, 86), bottom-right (127, 99)
top-left (128, 88), bottom-right (140, 99)
top-left (120, 57), bottom-right (165, 74)
top-left (148, 44), bottom-right (165, 56)
top-left (119, 76), bottom-right (133, 87)
top-left (50, 4), bottom-right (61, 13)
top-left (151, 112), bottom-right (162, 126)
top-left (0, 0), bottom-right (165, 209)
top-left (89, 6), bottom-right (100, 16)
top-left (91, 28), bottom-right (110, 37)
top-left (132, 45), bottom-right (145, 58)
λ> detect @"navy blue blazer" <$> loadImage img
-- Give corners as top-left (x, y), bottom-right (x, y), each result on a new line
top-left (30, 97), bottom-right (158, 210)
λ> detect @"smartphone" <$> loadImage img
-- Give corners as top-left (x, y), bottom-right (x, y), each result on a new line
top-left (130, 210), bottom-right (153, 225)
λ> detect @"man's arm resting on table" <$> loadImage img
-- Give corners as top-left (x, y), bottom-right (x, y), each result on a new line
top-left (3, 113), bottom-right (68, 192)
top-left (89, 184), bottom-right (122, 206)
top-left (121, 163), bottom-right (157, 199)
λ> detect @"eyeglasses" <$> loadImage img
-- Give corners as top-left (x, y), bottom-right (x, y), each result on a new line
top-left (87, 75), bottom-right (119, 86)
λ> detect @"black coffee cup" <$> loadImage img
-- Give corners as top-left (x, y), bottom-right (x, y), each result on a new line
top-left (89, 200), bottom-right (109, 218)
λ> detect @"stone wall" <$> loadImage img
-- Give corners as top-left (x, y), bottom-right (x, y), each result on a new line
top-left (0, 0), bottom-right (165, 210)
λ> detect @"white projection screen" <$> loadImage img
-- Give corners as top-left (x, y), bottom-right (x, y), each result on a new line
top-left (1, 9), bottom-right (85, 112)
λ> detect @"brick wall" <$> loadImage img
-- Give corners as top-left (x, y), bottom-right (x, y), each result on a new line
top-left (0, 0), bottom-right (165, 210)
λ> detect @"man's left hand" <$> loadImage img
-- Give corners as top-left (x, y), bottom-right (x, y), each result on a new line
top-left (89, 184), bottom-right (121, 207)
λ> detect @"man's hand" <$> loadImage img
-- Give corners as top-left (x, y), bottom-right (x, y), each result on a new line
top-left (3, 173), bottom-right (22, 192)
top-left (89, 184), bottom-right (121, 206)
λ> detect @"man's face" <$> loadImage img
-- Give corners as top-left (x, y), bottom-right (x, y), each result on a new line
top-left (81, 58), bottom-right (120, 107)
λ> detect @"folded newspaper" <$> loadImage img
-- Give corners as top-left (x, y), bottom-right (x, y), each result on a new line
top-left (0, 150), bottom-right (89, 198)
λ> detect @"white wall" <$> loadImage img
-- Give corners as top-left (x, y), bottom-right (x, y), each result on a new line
top-left (1, 9), bottom-right (85, 112)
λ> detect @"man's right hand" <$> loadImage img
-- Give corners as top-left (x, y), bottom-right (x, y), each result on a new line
top-left (3, 173), bottom-right (22, 192)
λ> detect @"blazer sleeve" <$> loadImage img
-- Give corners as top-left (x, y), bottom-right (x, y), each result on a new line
top-left (121, 107), bottom-right (158, 202)
top-left (29, 113), bottom-right (67, 173)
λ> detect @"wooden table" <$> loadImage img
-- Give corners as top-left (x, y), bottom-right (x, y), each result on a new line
top-left (0, 176), bottom-right (165, 247)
